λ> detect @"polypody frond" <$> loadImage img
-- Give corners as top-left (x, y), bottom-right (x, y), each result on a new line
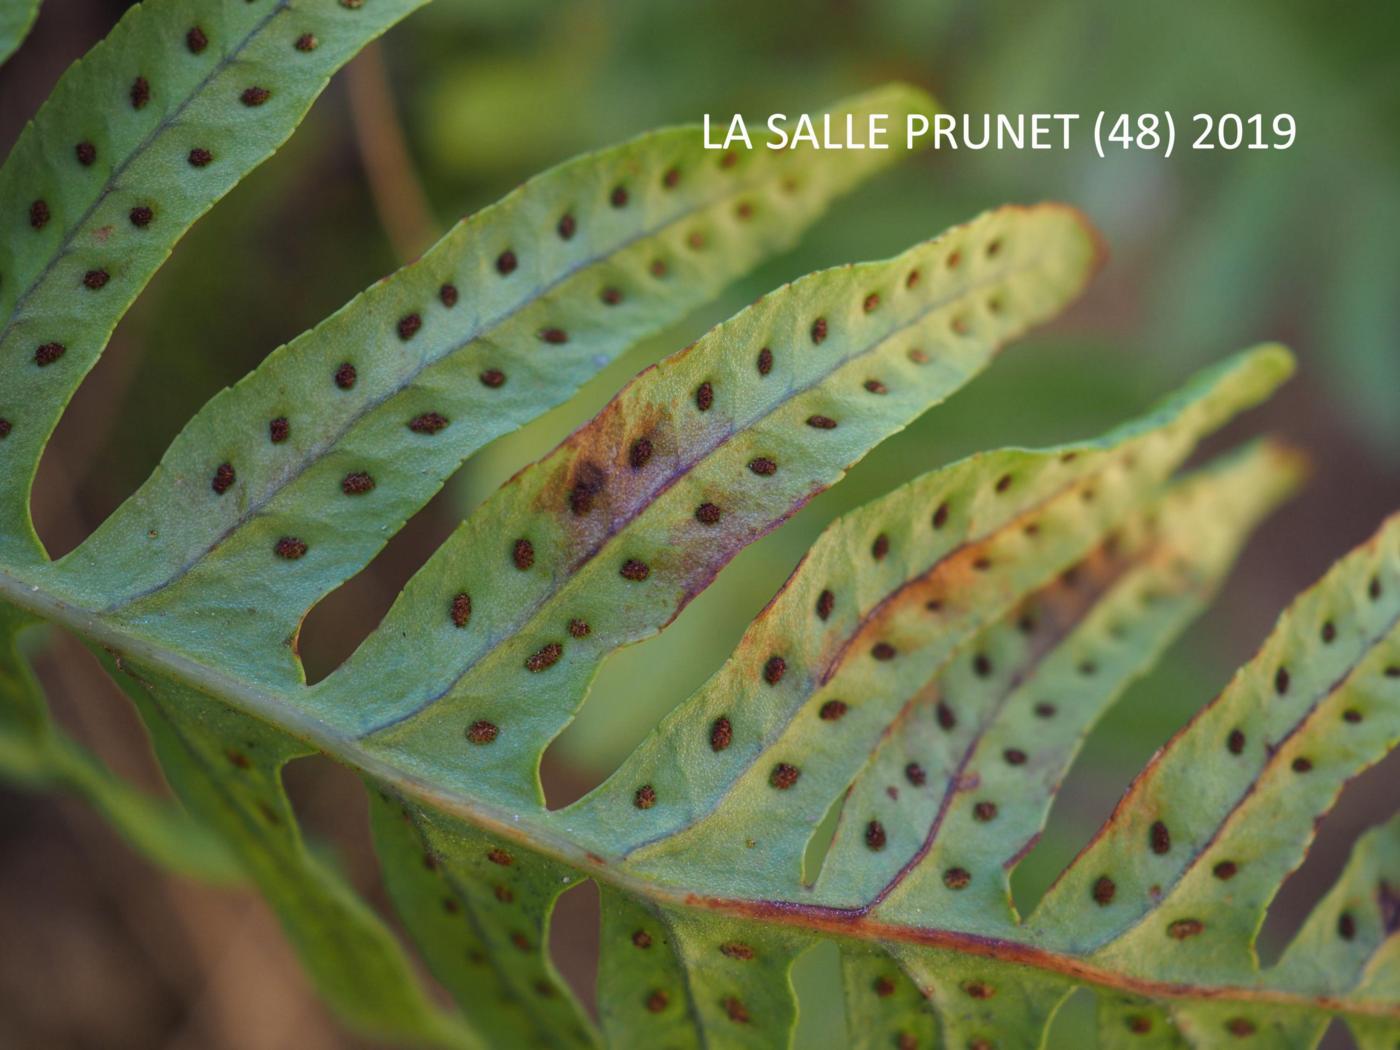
top-left (1, 3), bottom-right (1397, 1048)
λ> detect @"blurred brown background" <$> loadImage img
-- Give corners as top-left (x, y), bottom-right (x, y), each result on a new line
top-left (2, 0), bottom-right (1398, 1046)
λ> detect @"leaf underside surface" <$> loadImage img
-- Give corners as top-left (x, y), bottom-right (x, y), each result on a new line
top-left (1, 4), bottom-right (1397, 1049)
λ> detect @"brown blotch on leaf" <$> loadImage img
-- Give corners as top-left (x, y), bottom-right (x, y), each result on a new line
top-left (710, 716), bottom-right (733, 751)
top-left (568, 618), bottom-right (590, 638)
top-left (188, 147), bottom-right (213, 167)
top-left (973, 653), bottom-right (992, 677)
top-left (600, 286), bottom-right (622, 305)
top-left (872, 975), bottom-right (896, 998)
top-left (451, 593), bottom-right (472, 628)
top-left (686, 230), bottom-right (706, 250)
top-left (908, 348), bottom-right (929, 364)
top-left (29, 200), bottom-right (49, 229)
top-left (645, 990), bottom-right (668, 1013)
top-left (865, 820), bottom-right (886, 850)
top-left (130, 76), bottom-right (151, 109)
top-left (609, 185), bottom-right (629, 207)
top-left (695, 381), bottom-right (714, 411)
top-left (973, 801), bottom-right (998, 822)
top-left (748, 457), bottom-right (777, 476)
top-left (1275, 666), bottom-right (1290, 695)
top-left (620, 559), bottom-right (650, 581)
top-left (129, 205), bottom-right (153, 227)
top-left (1292, 756), bottom-right (1313, 773)
top-left (396, 313), bottom-right (422, 341)
top-left (1343, 708), bottom-right (1363, 724)
top-left (1368, 576), bottom-right (1382, 600)
top-left (539, 327), bottom-right (568, 344)
top-left (943, 867), bottom-right (971, 890)
top-left (242, 88), bottom-right (272, 109)
top-left (631, 929), bottom-right (652, 948)
top-left (662, 167), bottom-right (680, 188)
top-left (872, 642), bottom-right (896, 661)
top-left (512, 539), bottom-right (535, 570)
top-left (466, 720), bottom-right (498, 745)
top-left (904, 762), bottom-right (927, 786)
top-left (816, 589), bottom-right (835, 620)
top-left (735, 201), bottom-right (753, 220)
top-left (756, 346), bottom-right (773, 375)
top-left (906, 269), bottom-right (921, 288)
top-left (763, 655), bottom-right (787, 684)
top-left (720, 942), bottom-right (754, 960)
top-left (1034, 702), bottom-right (1057, 719)
top-left (769, 762), bottom-right (800, 789)
top-left (0, 420), bottom-right (11, 439)
top-left (723, 997), bottom-right (749, 1024)
top-left (1225, 1018), bottom-right (1256, 1038)
top-left (932, 502), bottom-right (949, 529)
top-left (186, 26), bottom-right (209, 53)
top-left (557, 213), bottom-right (576, 239)
top-left (1127, 1016), bottom-right (1152, 1035)
top-left (342, 471), bottom-right (375, 495)
top-left (807, 414), bottom-right (837, 429)
top-left (294, 33), bottom-right (318, 52)
top-left (334, 362), bottom-right (357, 389)
top-left (634, 785), bottom-right (656, 809)
top-left (629, 437), bottom-right (653, 470)
top-left (864, 379), bottom-right (888, 395)
top-left (1003, 748), bottom-right (1027, 766)
top-left (1227, 728), bottom-right (1246, 754)
top-left (936, 701), bottom-right (956, 731)
top-left (1150, 821), bottom-right (1171, 855)
top-left (496, 250), bottom-right (517, 274)
top-left (480, 368), bottom-right (506, 388)
top-left (963, 982), bottom-right (994, 1000)
top-left (274, 537), bottom-right (307, 560)
top-left (1092, 876), bottom-right (1116, 905)
top-left (438, 283), bottom-right (458, 307)
top-left (649, 258), bottom-right (668, 277)
top-left (83, 269), bottom-right (110, 290)
top-left (494, 884), bottom-right (514, 903)
top-left (695, 502), bottom-right (722, 525)
top-left (871, 533), bottom-right (890, 560)
top-left (1321, 621), bottom-right (1336, 643)
top-left (409, 412), bottom-right (448, 434)
top-left (862, 292), bottom-right (880, 313)
top-left (76, 141), bottom-right (97, 166)
top-left (810, 317), bottom-right (828, 344)
top-left (896, 1034), bottom-right (918, 1050)
top-left (995, 473), bottom-right (1013, 493)
top-left (487, 847), bottom-right (512, 866)
top-left (1213, 860), bottom-right (1238, 880)
top-left (268, 417), bottom-right (290, 443)
top-left (211, 463), bottom-right (235, 494)
top-left (225, 749), bottom-right (251, 770)
top-left (1168, 918), bottom-right (1203, 940)
top-left (819, 699), bottom-right (847, 721)
top-left (510, 932), bottom-right (529, 951)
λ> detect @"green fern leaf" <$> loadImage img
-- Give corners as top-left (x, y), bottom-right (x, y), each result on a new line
top-left (2, 4), bottom-right (1397, 1047)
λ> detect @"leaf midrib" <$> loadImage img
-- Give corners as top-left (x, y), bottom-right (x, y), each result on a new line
top-left (0, 564), bottom-right (1387, 1021)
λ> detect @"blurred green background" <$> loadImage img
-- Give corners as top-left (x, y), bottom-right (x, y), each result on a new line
top-left (1, 0), bottom-right (1397, 1046)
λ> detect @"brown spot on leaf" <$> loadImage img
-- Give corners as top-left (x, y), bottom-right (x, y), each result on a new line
top-left (396, 313), bottom-right (421, 340)
top-left (872, 642), bottom-right (897, 661)
top-left (495, 250), bottom-right (517, 274)
top-left (864, 379), bottom-right (888, 395)
top-left (645, 990), bottom-right (668, 1013)
top-left (865, 820), bottom-right (886, 850)
top-left (76, 142), bottom-right (97, 166)
top-left (631, 929), bottom-right (651, 947)
top-left (629, 437), bottom-right (653, 470)
top-left (973, 801), bottom-right (998, 822)
top-left (409, 412), bottom-right (448, 434)
top-left (748, 457), bottom-right (777, 476)
top-left (1213, 860), bottom-right (1238, 880)
top-left (294, 33), bottom-right (318, 52)
top-left (757, 347), bottom-right (773, 375)
top-left (1291, 756), bottom-right (1313, 773)
top-left (763, 656), bottom-right (787, 684)
top-left (769, 763), bottom-right (800, 789)
top-left (720, 942), bottom-right (754, 960)
top-left (439, 283), bottom-right (458, 307)
top-left (905, 762), bottom-right (926, 786)
top-left (816, 589), bottom-right (835, 619)
top-left (513, 539), bottom-right (535, 570)
top-left (600, 286), bottom-right (622, 305)
top-left (466, 720), bottom-right (498, 744)
top-left (943, 867), bottom-right (971, 890)
top-left (211, 463), bottom-right (235, 494)
top-left (1150, 821), bottom-right (1171, 855)
top-left (1168, 919), bottom-right (1203, 940)
top-left (451, 593), bottom-right (472, 628)
top-left (1224, 1018), bottom-right (1256, 1037)
top-left (810, 317), bottom-right (827, 344)
top-left (819, 700), bottom-right (847, 721)
top-left (188, 147), bottom-right (213, 167)
top-left (963, 982), bottom-right (994, 1000)
top-left (539, 327), bottom-right (568, 345)
top-left (709, 717), bottom-right (733, 751)
top-left (807, 414), bottom-right (837, 429)
top-left (1093, 876), bottom-right (1116, 905)
top-left (83, 269), bottom-right (109, 290)
top-left (871, 533), bottom-right (890, 560)
top-left (1275, 667), bottom-right (1290, 695)
top-left (634, 785), bottom-right (656, 809)
top-left (936, 702), bottom-right (956, 731)
top-left (1338, 912), bottom-right (1356, 940)
top-left (1003, 748), bottom-right (1027, 766)
top-left (557, 213), bottom-right (576, 239)
top-left (487, 847), bottom-right (512, 866)
top-left (526, 643), bottom-right (563, 673)
top-left (932, 502), bottom-right (949, 529)
top-left (274, 537), bottom-right (307, 560)
top-left (342, 471), bottom-right (375, 495)
top-left (1034, 702), bottom-right (1056, 719)
top-left (334, 363), bottom-right (357, 389)
top-left (695, 382), bottom-right (714, 411)
top-left (723, 997), bottom-right (749, 1023)
top-left (695, 503), bottom-right (722, 525)
top-left (130, 77), bottom-right (151, 109)
top-left (186, 26), bottom-right (209, 52)
top-left (1227, 729), bottom-right (1245, 754)
top-left (568, 618), bottom-right (590, 638)
top-left (620, 559), bottom-right (650, 581)
top-left (29, 200), bottom-right (49, 229)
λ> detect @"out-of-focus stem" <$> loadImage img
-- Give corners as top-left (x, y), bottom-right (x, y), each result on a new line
top-left (345, 41), bottom-right (438, 264)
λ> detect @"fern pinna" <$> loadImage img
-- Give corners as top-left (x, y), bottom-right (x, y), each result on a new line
top-left (0, 3), bottom-right (1396, 1048)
